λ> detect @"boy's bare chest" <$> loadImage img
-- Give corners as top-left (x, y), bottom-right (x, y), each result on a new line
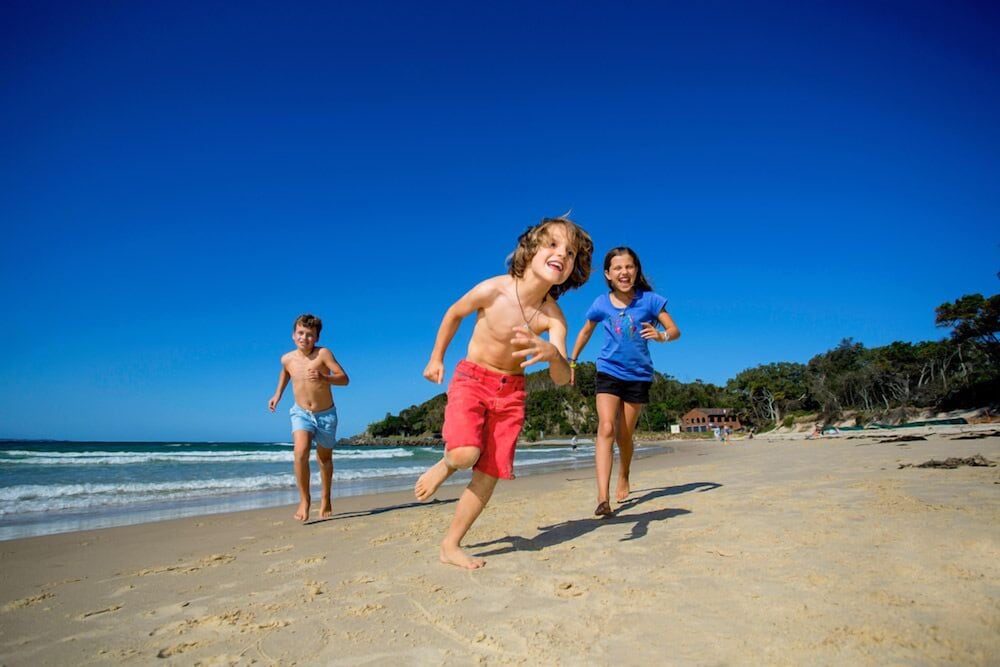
top-left (480, 306), bottom-right (545, 338)
top-left (287, 355), bottom-right (323, 376)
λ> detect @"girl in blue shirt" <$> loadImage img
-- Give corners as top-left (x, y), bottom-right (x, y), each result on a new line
top-left (569, 247), bottom-right (680, 516)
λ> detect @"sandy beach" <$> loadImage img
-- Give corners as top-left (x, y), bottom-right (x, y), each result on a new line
top-left (1, 427), bottom-right (998, 665)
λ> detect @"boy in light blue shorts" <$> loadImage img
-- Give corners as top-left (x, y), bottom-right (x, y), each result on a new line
top-left (289, 403), bottom-right (339, 448)
top-left (269, 314), bottom-right (350, 521)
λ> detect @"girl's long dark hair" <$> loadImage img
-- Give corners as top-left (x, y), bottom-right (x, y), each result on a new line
top-left (604, 246), bottom-right (652, 292)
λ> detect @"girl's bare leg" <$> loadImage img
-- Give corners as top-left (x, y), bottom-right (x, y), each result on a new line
top-left (440, 470), bottom-right (498, 569)
top-left (615, 402), bottom-right (643, 502)
top-left (292, 430), bottom-right (313, 521)
top-left (316, 445), bottom-right (334, 517)
top-left (595, 393), bottom-right (622, 512)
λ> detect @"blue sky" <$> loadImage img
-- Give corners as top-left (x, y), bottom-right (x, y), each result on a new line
top-left (1, 0), bottom-right (997, 442)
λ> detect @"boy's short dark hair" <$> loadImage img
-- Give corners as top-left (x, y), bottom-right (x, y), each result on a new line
top-left (508, 215), bottom-right (593, 299)
top-left (294, 314), bottom-right (323, 335)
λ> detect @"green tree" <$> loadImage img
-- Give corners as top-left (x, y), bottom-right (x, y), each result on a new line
top-left (730, 362), bottom-right (809, 424)
top-left (934, 292), bottom-right (1000, 407)
top-left (369, 413), bottom-right (405, 437)
top-left (936, 293), bottom-right (1000, 366)
top-left (807, 339), bottom-right (872, 413)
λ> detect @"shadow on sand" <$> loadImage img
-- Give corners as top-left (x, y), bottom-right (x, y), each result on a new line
top-left (304, 498), bottom-right (457, 525)
top-left (468, 481), bottom-right (722, 556)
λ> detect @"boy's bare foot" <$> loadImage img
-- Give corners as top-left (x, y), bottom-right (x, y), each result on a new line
top-left (319, 500), bottom-right (333, 519)
top-left (415, 459), bottom-right (452, 501)
top-left (294, 498), bottom-right (310, 522)
top-left (615, 474), bottom-right (631, 502)
top-left (439, 544), bottom-right (485, 570)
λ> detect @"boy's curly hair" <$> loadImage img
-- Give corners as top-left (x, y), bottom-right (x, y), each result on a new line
top-left (508, 215), bottom-right (593, 299)
top-left (293, 313), bottom-right (323, 335)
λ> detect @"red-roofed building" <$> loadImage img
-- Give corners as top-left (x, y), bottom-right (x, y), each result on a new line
top-left (681, 408), bottom-right (742, 433)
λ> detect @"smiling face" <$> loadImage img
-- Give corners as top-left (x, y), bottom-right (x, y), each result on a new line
top-left (529, 223), bottom-right (576, 285)
top-left (292, 324), bottom-right (319, 354)
top-left (508, 216), bottom-right (593, 299)
top-left (605, 252), bottom-right (637, 294)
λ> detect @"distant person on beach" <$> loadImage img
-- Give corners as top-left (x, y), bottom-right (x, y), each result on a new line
top-left (268, 314), bottom-right (350, 522)
top-left (414, 215), bottom-right (593, 569)
top-left (569, 246), bottom-right (680, 517)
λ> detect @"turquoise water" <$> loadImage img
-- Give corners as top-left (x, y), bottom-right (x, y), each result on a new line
top-left (0, 439), bottom-right (635, 540)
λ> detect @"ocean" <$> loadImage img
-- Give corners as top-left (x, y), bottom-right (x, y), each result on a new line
top-left (0, 439), bottom-right (654, 541)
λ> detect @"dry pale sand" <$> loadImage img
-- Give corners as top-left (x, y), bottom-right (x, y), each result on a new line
top-left (1, 428), bottom-right (998, 665)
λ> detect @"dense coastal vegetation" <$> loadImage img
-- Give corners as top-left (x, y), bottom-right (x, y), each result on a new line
top-left (360, 293), bottom-right (999, 440)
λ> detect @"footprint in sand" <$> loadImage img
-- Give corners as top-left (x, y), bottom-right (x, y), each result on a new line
top-left (2, 592), bottom-right (53, 611)
top-left (97, 647), bottom-right (141, 659)
top-left (556, 582), bottom-right (584, 598)
top-left (304, 581), bottom-right (326, 599)
top-left (42, 577), bottom-right (81, 589)
top-left (347, 602), bottom-right (386, 616)
top-left (76, 604), bottom-right (123, 620)
top-left (296, 555), bottom-right (326, 566)
top-left (131, 553), bottom-right (236, 577)
top-left (156, 642), bottom-right (204, 658)
top-left (199, 553), bottom-right (237, 566)
top-left (262, 545), bottom-right (294, 555)
top-left (151, 609), bottom-right (255, 637)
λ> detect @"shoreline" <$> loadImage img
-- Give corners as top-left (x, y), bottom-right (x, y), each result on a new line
top-left (0, 441), bottom-right (699, 550)
top-left (2, 430), bottom-right (997, 664)
top-left (0, 441), bottom-right (672, 542)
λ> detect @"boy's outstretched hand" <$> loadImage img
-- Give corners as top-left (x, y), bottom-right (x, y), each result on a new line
top-left (511, 325), bottom-right (559, 369)
top-left (423, 359), bottom-right (445, 384)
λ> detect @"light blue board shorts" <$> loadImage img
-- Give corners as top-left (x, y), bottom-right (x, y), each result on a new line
top-left (289, 403), bottom-right (338, 448)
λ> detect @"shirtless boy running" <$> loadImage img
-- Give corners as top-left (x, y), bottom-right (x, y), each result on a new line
top-left (414, 216), bottom-right (593, 569)
top-left (269, 314), bottom-right (350, 521)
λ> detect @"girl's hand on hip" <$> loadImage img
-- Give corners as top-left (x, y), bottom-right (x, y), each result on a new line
top-left (640, 322), bottom-right (663, 341)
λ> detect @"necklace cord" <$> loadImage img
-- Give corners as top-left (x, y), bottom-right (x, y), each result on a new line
top-left (515, 280), bottom-right (543, 330)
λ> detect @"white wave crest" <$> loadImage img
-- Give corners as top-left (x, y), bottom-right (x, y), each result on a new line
top-left (0, 474), bottom-right (294, 515)
top-left (333, 465), bottom-right (427, 481)
top-left (332, 448), bottom-right (414, 460)
top-left (0, 464), bottom-right (434, 516)
top-left (1, 447), bottom-right (417, 466)
top-left (0, 450), bottom-right (294, 465)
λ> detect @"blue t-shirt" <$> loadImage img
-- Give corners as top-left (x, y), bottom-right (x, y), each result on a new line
top-left (586, 290), bottom-right (668, 381)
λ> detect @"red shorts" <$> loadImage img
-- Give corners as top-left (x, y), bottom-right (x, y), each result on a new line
top-left (442, 359), bottom-right (526, 480)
